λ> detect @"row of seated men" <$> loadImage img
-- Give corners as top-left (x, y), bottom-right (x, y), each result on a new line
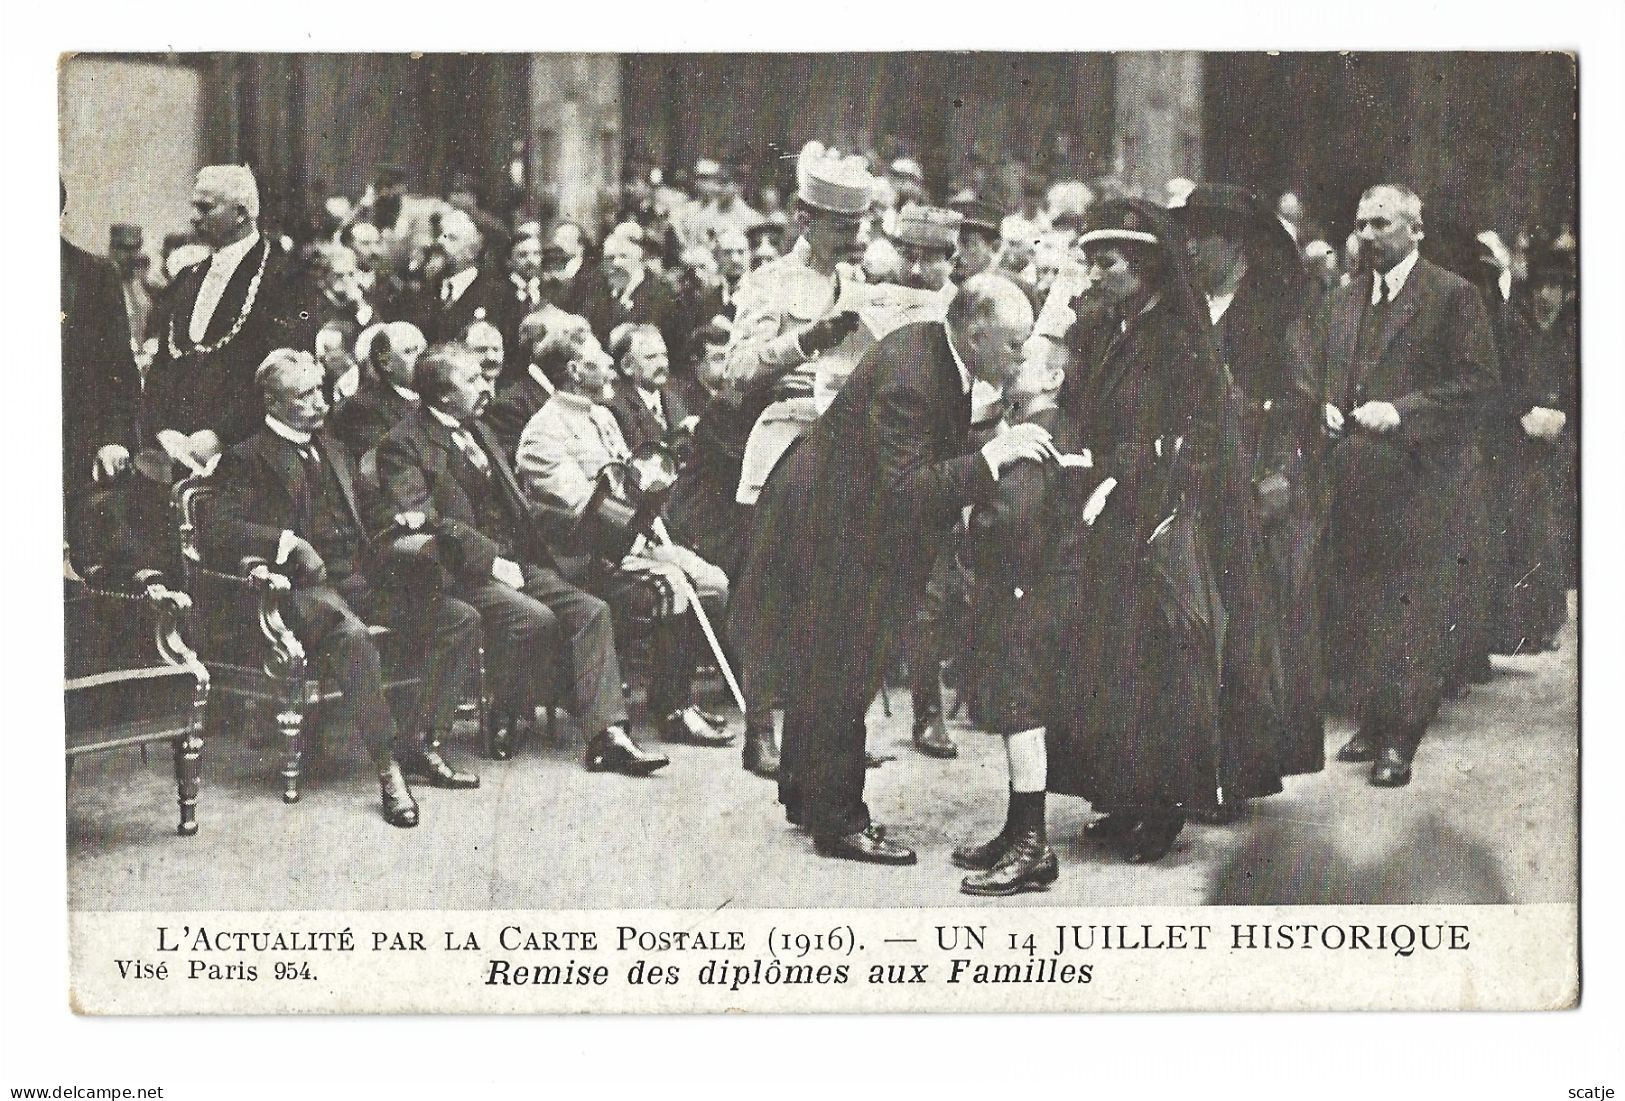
top-left (196, 323), bottom-right (742, 830)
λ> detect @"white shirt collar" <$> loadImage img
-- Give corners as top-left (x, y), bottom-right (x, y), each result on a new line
top-left (443, 265), bottom-right (479, 302)
top-left (211, 231), bottom-right (260, 272)
top-left (637, 385), bottom-right (663, 410)
top-left (1372, 248), bottom-right (1421, 305)
top-left (1207, 291), bottom-right (1236, 324)
top-left (528, 363), bottom-right (556, 395)
top-left (427, 405), bottom-right (463, 430)
top-left (390, 383), bottom-right (420, 403)
top-left (264, 414), bottom-right (311, 446)
top-left (617, 266), bottom-right (645, 304)
top-left (942, 323), bottom-right (973, 394)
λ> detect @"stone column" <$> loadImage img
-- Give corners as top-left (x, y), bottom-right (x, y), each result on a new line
top-left (527, 54), bottom-right (623, 229)
top-left (1113, 51), bottom-right (1203, 197)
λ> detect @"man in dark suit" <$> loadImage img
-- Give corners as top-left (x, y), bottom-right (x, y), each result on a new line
top-left (730, 274), bottom-right (1054, 864)
top-left (396, 209), bottom-right (505, 345)
top-left (203, 349), bottom-right (483, 828)
top-left (1298, 184), bottom-right (1498, 787)
top-left (60, 185), bottom-right (139, 522)
top-left (606, 324), bottom-right (694, 454)
top-left (491, 232), bottom-right (547, 386)
top-left (580, 232), bottom-right (678, 356)
top-left (144, 166), bottom-right (320, 457)
top-left (332, 321), bottom-right (425, 460)
top-left (374, 345), bottom-right (666, 774)
top-left (483, 309), bottom-right (577, 463)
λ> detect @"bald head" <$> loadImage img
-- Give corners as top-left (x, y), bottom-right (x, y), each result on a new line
top-left (949, 272), bottom-right (1035, 387)
top-left (371, 321), bottom-right (426, 387)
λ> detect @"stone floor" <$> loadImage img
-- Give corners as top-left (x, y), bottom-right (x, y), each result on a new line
top-left (69, 600), bottom-right (1578, 911)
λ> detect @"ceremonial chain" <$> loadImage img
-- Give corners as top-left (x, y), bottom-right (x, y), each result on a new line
top-left (166, 240), bottom-right (270, 359)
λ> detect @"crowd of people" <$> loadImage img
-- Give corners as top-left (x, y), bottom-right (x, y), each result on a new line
top-left (61, 136), bottom-right (1577, 892)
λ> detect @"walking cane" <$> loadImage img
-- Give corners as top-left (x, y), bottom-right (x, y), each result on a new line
top-left (647, 516), bottom-right (748, 715)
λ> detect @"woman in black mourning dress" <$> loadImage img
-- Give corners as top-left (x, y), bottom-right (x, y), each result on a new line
top-left (1048, 198), bottom-right (1287, 864)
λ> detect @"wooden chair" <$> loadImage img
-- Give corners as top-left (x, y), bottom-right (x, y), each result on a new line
top-left (172, 474), bottom-right (488, 804)
top-left (65, 567), bottom-right (209, 837)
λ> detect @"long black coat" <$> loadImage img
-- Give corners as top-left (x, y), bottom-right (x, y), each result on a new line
top-left (729, 321), bottom-right (996, 710)
top-left (1297, 257), bottom-right (1498, 731)
top-left (61, 239), bottom-right (138, 506)
top-left (1215, 268), bottom-right (1326, 769)
top-left (144, 237), bottom-right (319, 447)
top-left (1053, 294), bottom-right (1287, 811)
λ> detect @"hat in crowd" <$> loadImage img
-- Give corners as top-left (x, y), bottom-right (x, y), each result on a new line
top-left (1075, 200), bottom-right (1160, 250)
top-left (796, 142), bottom-right (873, 217)
top-left (196, 164), bottom-right (260, 221)
top-left (1174, 182), bottom-right (1300, 263)
top-left (109, 224), bottom-right (143, 250)
top-left (889, 158), bottom-right (924, 183)
top-left (949, 197), bottom-right (1006, 238)
top-left (890, 203), bottom-right (963, 251)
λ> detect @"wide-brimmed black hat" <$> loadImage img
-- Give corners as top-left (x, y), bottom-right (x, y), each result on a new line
top-left (1174, 183), bottom-right (1300, 264)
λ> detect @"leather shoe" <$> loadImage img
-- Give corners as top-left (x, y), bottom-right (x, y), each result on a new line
top-left (1123, 815), bottom-right (1184, 864)
top-left (912, 711), bottom-right (958, 759)
top-left (586, 728), bottom-right (669, 776)
top-left (1368, 747), bottom-right (1413, 787)
top-left (1336, 728), bottom-right (1379, 763)
top-left (378, 762), bottom-right (419, 829)
top-left (659, 706), bottom-right (735, 747)
top-left (814, 825), bottom-right (917, 865)
top-left (399, 748), bottom-right (479, 790)
top-left (742, 719), bottom-right (779, 778)
top-left (1084, 814), bottom-right (1135, 845)
top-left (865, 750), bottom-right (896, 768)
top-left (488, 717), bottom-right (518, 761)
top-left (961, 832), bottom-right (1058, 896)
top-left (694, 706), bottom-right (730, 730)
top-left (951, 828), bottom-right (1012, 871)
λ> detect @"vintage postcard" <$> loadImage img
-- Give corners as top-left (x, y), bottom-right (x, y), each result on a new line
top-left (58, 48), bottom-right (1578, 1017)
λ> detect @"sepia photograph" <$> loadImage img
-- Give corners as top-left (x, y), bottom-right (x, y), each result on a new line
top-left (60, 50), bottom-right (1578, 925)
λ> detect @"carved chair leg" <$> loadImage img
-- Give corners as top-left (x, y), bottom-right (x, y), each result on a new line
top-left (276, 689), bottom-right (305, 805)
top-left (173, 731), bottom-right (202, 836)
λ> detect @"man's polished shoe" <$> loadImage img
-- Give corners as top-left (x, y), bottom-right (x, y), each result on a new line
top-left (960, 832), bottom-right (1059, 896)
top-left (586, 727), bottom-right (669, 776)
top-left (694, 706), bottom-right (731, 730)
top-left (488, 717), bottom-right (518, 761)
top-left (378, 762), bottom-right (419, 829)
top-left (912, 710), bottom-right (958, 759)
top-left (742, 720), bottom-right (780, 778)
top-left (399, 748), bottom-right (479, 790)
top-left (951, 828), bottom-right (1012, 871)
top-left (659, 706), bottom-right (735, 747)
top-left (814, 825), bottom-right (917, 865)
top-left (1368, 746), bottom-right (1413, 787)
top-left (1336, 728), bottom-right (1379, 763)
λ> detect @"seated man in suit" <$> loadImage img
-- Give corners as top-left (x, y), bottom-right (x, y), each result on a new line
top-left (483, 307), bottom-right (582, 461)
top-left (606, 324), bottom-right (696, 455)
top-left (516, 329), bottom-right (734, 749)
top-left (203, 349), bottom-right (483, 829)
top-left (581, 230), bottom-right (678, 356)
top-left (460, 318), bottom-right (506, 388)
top-left (375, 344), bottom-right (668, 775)
top-left (332, 321), bottom-right (425, 459)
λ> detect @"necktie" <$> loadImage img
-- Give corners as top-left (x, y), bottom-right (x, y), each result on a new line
top-left (525, 278), bottom-right (540, 307)
top-left (441, 279), bottom-right (456, 305)
top-left (451, 426), bottom-right (491, 477)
